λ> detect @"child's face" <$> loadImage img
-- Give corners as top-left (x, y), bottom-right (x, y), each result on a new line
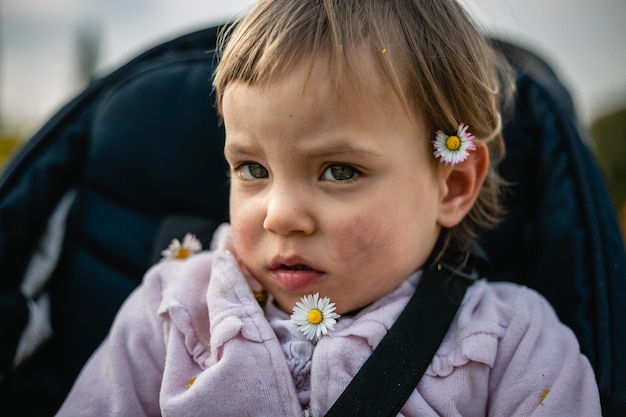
top-left (222, 52), bottom-right (447, 314)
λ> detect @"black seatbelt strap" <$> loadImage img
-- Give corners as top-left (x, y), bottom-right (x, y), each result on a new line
top-left (324, 262), bottom-right (476, 417)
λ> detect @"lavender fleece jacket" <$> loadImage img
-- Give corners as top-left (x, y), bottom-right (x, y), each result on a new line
top-left (56, 228), bottom-right (601, 416)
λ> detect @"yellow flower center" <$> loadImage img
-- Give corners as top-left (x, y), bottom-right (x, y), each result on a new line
top-left (175, 248), bottom-right (190, 259)
top-left (446, 135), bottom-right (461, 151)
top-left (308, 309), bottom-right (323, 324)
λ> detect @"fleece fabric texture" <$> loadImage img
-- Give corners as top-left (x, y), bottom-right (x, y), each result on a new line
top-left (56, 225), bottom-right (601, 417)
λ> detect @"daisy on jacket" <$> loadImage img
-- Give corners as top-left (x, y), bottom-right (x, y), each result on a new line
top-left (291, 293), bottom-right (340, 341)
top-left (433, 123), bottom-right (476, 166)
top-left (160, 232), bottom-right (202, 261)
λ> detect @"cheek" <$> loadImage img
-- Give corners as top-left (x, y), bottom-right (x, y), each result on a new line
top-left (326, 212), bottom-right (396, 263)
top-left (325, 195), bottom-right (439, 271)
top-left (229, 200), bottom-right (260, 250)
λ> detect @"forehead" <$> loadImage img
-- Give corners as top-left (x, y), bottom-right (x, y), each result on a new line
top-left (222, 51), bottom-right (402, 133)
top-left (225, 44), bottom-right (408, 116)
top-left (221, 50), bottom-right (431, 164)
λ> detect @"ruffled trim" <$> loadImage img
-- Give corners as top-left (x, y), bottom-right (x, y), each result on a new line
top-left (153, 252), bottom-right (216, 370)
top-left (157, 250), bottom-right (268, 370)
top-left (166, 302), bottom-right (214, 369)
top-left (267, 304), bottom-right (315, 406)
top-left (425, 279), bottom-right (512, 377)
top-left (426, 332), bottom-right (500, 377)
top-left (153, 251), bottom-right (263, 371)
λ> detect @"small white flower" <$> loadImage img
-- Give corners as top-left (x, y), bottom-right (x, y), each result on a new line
top-left (291, 293), bottom-right (340, 341)
top-left (432, 123), bottom-right (476, 166)
top-left (160, 233), bottom-right (202, 261)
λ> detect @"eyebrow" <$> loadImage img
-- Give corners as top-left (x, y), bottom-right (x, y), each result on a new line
top-left (223, 142), bottom-right (259, 159)
top-left (303, 142), bottom-right (383, 159)
top-left (224, 141), bottom-right (381, 158)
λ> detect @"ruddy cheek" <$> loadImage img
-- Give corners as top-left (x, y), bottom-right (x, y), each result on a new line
top-left (331, 214), bottom-right (390, 260)
top-left (230, 217), bottom-right (258, 255)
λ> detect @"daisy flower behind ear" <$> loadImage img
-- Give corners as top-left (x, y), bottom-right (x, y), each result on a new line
top-left (160, 233), bottom-right (202, 261)
top-left (433, 123), bottom-right (476, 166)
top-left (291, 293), bottom-right (340, 342)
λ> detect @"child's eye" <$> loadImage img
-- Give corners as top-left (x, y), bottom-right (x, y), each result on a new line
top-left (321, 164), bottom-right (360, 182)
top-left (237, 162), bottom-right (269, 180)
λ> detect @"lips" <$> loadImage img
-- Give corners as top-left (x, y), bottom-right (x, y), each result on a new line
top-left (280, 264), bottom-right (313, 271)
top-left (269, 257), bottom-right (325, 292)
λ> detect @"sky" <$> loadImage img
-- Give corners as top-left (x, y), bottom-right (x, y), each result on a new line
top-left (2, 0), bottom-right (625, 135)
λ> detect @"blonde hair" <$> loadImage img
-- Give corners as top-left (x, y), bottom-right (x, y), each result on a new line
top-left (213, 0), bottom-right (514, 263)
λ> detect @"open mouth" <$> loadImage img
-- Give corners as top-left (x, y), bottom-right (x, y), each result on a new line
top-left (269, 257), bottom-right (325, 291)
top-left (281, 264), bottom-right (313, 271)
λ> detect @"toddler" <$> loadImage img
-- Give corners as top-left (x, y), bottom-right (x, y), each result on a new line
top-left (56, 0), bottom-right (602, 415)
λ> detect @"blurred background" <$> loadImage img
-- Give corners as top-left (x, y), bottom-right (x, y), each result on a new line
top-left (1, 0), bottom-right (625, 231)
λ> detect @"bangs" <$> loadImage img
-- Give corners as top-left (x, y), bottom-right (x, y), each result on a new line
top-left (213, 0), bottom-right (411, 117)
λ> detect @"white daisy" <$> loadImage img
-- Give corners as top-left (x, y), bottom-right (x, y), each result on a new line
top-left (432, 123), bottom-right (476, 166)
top-left (160, 233), bottom-right (202, 261)
top-left (291, 293), bottom-right (340, 341)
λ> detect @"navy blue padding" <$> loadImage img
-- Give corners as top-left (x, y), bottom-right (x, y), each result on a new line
top-left (86, 62), bottom-right (229, 213)
top-left (50, 51), bottom-right (230, 384)
top-left (0, 26), bottom-right (229, 413)
top-left (482, 62), bottom-right (626, 412)
top-left (0, 290), bottom-right (29, 371)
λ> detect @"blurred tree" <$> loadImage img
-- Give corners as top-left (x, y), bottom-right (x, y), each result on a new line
top-left (75, 17), bottom-right (102, 86)
top-left (0, 131), bottom-right (25, 171)
top-left (591, 106), bottom-right (626, 236)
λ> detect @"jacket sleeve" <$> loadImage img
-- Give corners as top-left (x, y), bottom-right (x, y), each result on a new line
top-left (488, 285), bottom-right (602, 416)
top-left (55, 264), bottom-right (169, 417)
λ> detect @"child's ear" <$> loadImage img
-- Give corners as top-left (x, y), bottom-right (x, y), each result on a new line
top-left (437, 143), bottom-right (489, 228)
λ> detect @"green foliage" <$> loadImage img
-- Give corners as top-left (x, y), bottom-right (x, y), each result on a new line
top-left (591, 107), bottom-right (626, 210)
top-left (0, 132), bottom-right (26, 171)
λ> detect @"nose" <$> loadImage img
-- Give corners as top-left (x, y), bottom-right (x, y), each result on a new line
top-left (263, 184), bottom-right (315, 236)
